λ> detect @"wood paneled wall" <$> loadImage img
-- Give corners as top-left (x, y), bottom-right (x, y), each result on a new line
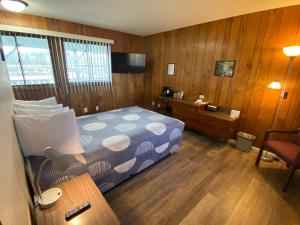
top-left (2, 5), bottom-right (300, 146)
top-left (144, 5), bottom-right (300, 146)
top-left (0, 10), bottom-right (145, 115)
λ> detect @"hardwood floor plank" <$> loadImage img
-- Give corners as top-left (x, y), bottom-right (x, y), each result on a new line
top-left (179, 193), bottom-right (219, 225)
top-left (105, 130), bottom-right (300, 225)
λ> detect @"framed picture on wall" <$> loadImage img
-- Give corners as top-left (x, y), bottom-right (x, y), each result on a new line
top-left (214, 60), bottom-right (236, 77)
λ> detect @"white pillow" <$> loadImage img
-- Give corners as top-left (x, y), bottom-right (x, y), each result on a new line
top-left (13, 109), bottom-right (84, 157)
top-left (14, 107), bottom-right (69, 115)
top-left (13, 103), bottom-right (63, 110)
top-left (14, 97), bottom-right (57, 105)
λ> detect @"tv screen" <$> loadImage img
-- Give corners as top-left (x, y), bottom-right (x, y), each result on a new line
top-left (111, 52), bottom-right (145, 73)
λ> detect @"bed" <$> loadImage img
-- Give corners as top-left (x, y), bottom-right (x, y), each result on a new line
top-left (27, 106), bottom-right (184, 193)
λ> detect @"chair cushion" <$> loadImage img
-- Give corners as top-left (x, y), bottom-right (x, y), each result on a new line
top-left (265, 140), bottom-right (300, 166)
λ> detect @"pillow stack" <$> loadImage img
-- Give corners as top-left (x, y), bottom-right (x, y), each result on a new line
top-left (13, 97), bottom-right (85, 157)
top-left (14, 96), bottom-right (57, 105)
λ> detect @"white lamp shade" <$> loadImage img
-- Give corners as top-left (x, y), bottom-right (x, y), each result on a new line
top-left (268, 80), bottom-right (281, 90)
top-left (283, 46), bottom-right (300, 57)
top-left (1, 0), bottom-right (28, 12)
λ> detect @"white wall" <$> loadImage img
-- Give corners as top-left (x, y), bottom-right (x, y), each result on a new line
top-left (0, 55), bottom-right (32, 224)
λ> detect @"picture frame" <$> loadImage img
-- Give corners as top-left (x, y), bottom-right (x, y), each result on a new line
top-left (214, 60), bottom-right (235, 77)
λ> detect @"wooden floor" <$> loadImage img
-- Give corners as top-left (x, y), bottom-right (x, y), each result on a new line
top-left (104, 130), bottom-right (300, 225)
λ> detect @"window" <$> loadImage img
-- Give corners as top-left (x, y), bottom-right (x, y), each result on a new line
top-left (1, 35), bottom-right (55, 85)
top-left (63, 41), bottom-right (112, 84)
top-left (0, 29), bottom-right (113, 94)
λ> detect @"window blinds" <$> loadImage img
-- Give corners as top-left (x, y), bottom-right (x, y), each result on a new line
top-left (0, 31), bottom-right (57, 99)
top-left (0, 27), bottom-right (113, 98)
top-left (63, 39), bottom-right (112, 93)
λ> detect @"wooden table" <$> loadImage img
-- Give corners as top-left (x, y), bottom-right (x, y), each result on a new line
top-left (170, 98), bottom-right (240, 140)
top-left (35, 173), bottom-right (120, 225)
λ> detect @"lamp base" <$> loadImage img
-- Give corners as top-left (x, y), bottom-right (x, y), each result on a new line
top-left (38, 188), bottom-right (62, 209)
top-left (261, 151), bottom-right (278, 162)
top-left (261, 155), bottom-right (274, 162)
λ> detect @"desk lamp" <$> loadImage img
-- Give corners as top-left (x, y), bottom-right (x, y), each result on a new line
top-left (35, 147), bottom-right (79, 208)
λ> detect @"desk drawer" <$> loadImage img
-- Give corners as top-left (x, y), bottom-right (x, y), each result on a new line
top-left (173, 115), bottom-right (231, 139)
top-left (200, 116), bottom-right (231, 130)
top-left (173, 110), bottom-right (230, 130)
top-left (171, 101), bottom-right (198, 114)
top-left (170, 98), bottom-right (239, 140)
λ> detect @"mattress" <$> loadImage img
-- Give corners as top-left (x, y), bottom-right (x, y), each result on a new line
top-left (27, 106), bottom-right (184, 192)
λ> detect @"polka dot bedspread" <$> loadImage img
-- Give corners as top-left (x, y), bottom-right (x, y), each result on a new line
top-left (27, 106), bottom-right (185, 193)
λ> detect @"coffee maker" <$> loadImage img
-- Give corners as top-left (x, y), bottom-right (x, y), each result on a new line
top-left (161, 86), bottom-right (173, 97)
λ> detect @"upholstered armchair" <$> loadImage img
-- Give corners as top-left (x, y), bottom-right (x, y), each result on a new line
top-left (255, 128), bottom-right (300, 192)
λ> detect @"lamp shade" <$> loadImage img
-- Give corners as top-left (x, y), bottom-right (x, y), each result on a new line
top-left (268, 80), bottom-right (281, 90)
top-left (283, 46), bottom-right (300, 57)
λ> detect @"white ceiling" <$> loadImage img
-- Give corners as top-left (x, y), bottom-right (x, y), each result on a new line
top-left (1, 0), bottom-right (300, 36)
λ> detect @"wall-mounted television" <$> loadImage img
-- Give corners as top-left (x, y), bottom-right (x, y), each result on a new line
top-left (111, 52), bottom-right (145, 73)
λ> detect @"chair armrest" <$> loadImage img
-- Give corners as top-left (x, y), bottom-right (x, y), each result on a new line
top-left (296, 151), bottom-right (300, 166)
top-left (266, 128), bottom-right (300, 135)
top-left (263, 128), bottom-right (300, 143)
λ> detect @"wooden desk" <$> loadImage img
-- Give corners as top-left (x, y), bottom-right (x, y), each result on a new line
top-left (170, 99), bottom-right (240, 140)
top-left (35, 174), bottom-right (120, 225)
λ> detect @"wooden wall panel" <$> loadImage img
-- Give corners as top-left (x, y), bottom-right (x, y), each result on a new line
top-left (145, 5), bottom-right (300, 146)
top-left (2, 5), bottom-right (300, 147)
top-left (0, 10), bottom-right (145, 116)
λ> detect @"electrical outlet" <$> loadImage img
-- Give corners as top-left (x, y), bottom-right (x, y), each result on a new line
top-left (84, 107), bottom-right (88, 113)
top-left (282, 91), bottom-right (288, 99)
top-left (152, 101), bottom-right (155, 106)
top-left (96, 106), bottom-right (100, 111)
top-left (157, 103), bottom-right (161, 108)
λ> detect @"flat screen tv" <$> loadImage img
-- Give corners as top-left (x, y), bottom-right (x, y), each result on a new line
top-left (111, 52), bottom-right (145, 73)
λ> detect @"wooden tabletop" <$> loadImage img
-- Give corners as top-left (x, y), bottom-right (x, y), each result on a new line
top-left (35, 173), bottom-right (120, 225)
top-left (169, 98), bottom-right (239, 122)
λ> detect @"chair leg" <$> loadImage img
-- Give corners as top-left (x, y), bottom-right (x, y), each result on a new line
top-left (282, 166), bottom-right (296, 192)
top-left (255, 148), bottom-right (264, 167)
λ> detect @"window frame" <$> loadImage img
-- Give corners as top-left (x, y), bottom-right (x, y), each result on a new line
top-left (1, 32), bottom-right (57, 87)
top-left (62, 40), bottom-right (112, 85)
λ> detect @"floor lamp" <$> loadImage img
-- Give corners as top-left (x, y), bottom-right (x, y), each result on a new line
top-left (262, 46), bottom-right (300, 162)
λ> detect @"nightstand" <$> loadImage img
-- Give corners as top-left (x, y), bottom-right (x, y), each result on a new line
top-left (35, 173), bottom-right (120, 225)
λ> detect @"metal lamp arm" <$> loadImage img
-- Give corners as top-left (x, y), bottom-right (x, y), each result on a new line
top-left (271, 57), bottom-right (294, 129)
top-left (35, 158), bottom-right (51, 198)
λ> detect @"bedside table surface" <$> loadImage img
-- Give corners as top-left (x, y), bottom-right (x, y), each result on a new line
top-left (35, 173), bottom-right (120, 225)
